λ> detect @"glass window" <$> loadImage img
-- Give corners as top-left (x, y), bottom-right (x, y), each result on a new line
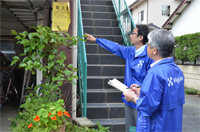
top-left (162, 5), bottom-right (170, 16)
top-left (138, 10), bottom-right (144, 22)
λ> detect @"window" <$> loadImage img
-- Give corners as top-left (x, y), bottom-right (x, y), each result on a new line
top-left (138, 10), bottom-right (144, 22)
top-left (162, 5), bottom-right (170, 16)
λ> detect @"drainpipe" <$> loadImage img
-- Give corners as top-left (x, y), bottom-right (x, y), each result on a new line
top-left (146, 0), bottom-right (148, 24)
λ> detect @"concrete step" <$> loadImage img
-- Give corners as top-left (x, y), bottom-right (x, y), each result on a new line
top-left (83, 18), bottom-right (118, 27)
top-left (90, 118), bottom-right (125, 132)
top-left (83, 26), bottom-right (121, 35)
top-left (87, 54), bottom-right (125, 65)
top-left (87, 76), bottom-right (124, 89)
top-left (80, 0), bottom-right (113, 6)
top-left (87, 89), bottom-right (122, 103)
top-left (87, 103), bottom-right (124, 119)
top-left (87, 65), bottom-right (125, 76)
top-left (82, 11), bottom-right (117, 19)
top-left (81, 5), bottom-right (114, 12)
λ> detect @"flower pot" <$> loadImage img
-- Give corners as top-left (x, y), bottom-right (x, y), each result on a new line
top-left (54, 125), bottom-right (66, 132)
top-left (198, 94), bottom-right (200, 97)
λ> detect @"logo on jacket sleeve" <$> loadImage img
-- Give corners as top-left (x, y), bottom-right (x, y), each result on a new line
top-left (137, 60), bottom-right (144, 68)
top-left (168, 76), bottom-right (184, 87)
top-left (168, 77), bottom-right (173, 87)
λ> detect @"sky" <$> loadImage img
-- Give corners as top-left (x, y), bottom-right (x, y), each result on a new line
top-left (126, 0), bottom-right (137, 6)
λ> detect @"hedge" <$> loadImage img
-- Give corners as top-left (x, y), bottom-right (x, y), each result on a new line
top-left (174, 32), bottom-right (200, 65)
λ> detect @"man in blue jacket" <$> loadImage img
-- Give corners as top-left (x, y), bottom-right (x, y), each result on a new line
top-left (123, 29), bottom-right (185, 131)
top-left (85, 25), bottom-right (154, 131)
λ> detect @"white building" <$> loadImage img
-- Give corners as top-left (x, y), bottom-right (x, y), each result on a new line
top-left (129, 0), bottom-right (183, 28)
top-left (162, 0), bottom-right (200, 90)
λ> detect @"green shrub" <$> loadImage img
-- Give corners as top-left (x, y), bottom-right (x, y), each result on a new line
top-left (174, 32), bottom-right (200, 65)
top-left (184, 89), bottom-right (197, 95)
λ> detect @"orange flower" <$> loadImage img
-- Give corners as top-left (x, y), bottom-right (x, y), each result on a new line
top-left (64, 111), bottom-right (71, 117)
top-left (34, 115), bottom-right (40, 121)
top-left (51, 116), bottom-right (57, 121)
top-left (48, 113), bottom-right (51, 117)
top-left (28, 123), bottom-right (33, 128)
top-left (57, 111), bottom-right (63, 116)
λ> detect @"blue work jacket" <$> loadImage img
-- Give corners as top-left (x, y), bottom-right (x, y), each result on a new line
top-left (136, 57), bottom-right (185, 131)
top-left (96, 38), bottom-right (153, 108)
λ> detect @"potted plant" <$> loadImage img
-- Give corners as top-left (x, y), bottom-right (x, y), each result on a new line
top-left (9, 25), bottom-right (81, 131)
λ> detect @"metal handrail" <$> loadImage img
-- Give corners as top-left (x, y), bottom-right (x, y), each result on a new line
top-left (77, 0), bottom-right (87, 117)
top-left (112, 0), bottom-right (136, 46)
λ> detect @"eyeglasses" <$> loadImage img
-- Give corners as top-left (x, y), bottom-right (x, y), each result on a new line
top-left (131, 32), bottom-right (138, 35)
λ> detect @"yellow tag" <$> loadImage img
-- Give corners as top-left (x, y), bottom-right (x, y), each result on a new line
top-left (52, 2), bottom-right (71, 31)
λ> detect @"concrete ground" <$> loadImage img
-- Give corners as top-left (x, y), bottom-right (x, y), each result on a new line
top-left (0, 94), bottom-right (200, 132)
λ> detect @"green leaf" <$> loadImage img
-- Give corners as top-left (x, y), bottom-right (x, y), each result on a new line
top-left (68, 64), bottom-right (74, 68)
top-left (11, 60), bottom-right (18, 66)
top-left (79, 38), bottom-right (86, 42)
top-left (37, 111), bottom-right (42, 116)
top-left (40, 52), bottom-right (45, 57)
top-left (57, 59), bottom-right (64, 65)
top-left (31, 52), bottom-right (37, 60)
top-left (64, 70), bottom-right (72, 76)
top-left (24, 47), bottom-right (31, 54)
top-left (40, 67), bottom-right (47, 72)
top-left (57, 81), bottom-right (63, 86)
top-left (15, 36), bottom-right (22, 40)
top-left (20, 53), bottom-right (26, 56)
top-left (22, 56), bottom-right (29, 62)
top-left (51, 49), bottom-right (57, 54)
top-left (82, 34), bottom-right (89, 38)
top-left (19, 33), bottom-right (26, 38)
top-left (11, 30), bottom-right (17, 35)
top-left (18, 62), bottom-right (27, 68)
top-left (33, 61), bottom-right (41, 67)
top-left (53, 125), bottom-right (57, 130)
top-left (42, 111), bottom-right (48, 118)
top-left (60, 51), bottom-right (66, 59)
top-left (49, 55), bottom-right (55, 60)
top-left (48, 61), bottom-right (55, 69)
top-left (12, 56), bottom-right (19, 61)
top-left (43, 118), bottom-right (48, 124)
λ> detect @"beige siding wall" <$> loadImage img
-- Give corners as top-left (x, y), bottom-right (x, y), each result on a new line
top-left (178, 65), bottom-right (200, 90)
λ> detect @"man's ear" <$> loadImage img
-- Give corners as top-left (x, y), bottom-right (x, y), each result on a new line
top-left (153, 47), bottom-right (158, 55)
top-left (138, 35), bottom-right (144, 42)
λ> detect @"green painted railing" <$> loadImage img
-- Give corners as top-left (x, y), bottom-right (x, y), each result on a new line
top-left (112, 0), bottom-right (136, 46)
top-left (77, 0), bottom-right (87, 117)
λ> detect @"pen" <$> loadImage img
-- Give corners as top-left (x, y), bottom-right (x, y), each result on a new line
top-left (126, 85), bottom-right (141, 89)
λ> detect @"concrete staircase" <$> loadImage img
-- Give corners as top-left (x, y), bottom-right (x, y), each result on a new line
top-left (81, 0), bottom-right (126, 131)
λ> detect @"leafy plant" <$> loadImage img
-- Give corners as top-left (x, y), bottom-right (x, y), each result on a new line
top-left (174, 33), bottom-right (200, 65)
top-left (9, 25), bottom-right (85, 131)
top-left (184, 88), bottom-right (197, 95)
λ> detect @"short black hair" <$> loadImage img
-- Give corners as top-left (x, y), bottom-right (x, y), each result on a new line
top-left (136, 24), bottom-right (150, 45)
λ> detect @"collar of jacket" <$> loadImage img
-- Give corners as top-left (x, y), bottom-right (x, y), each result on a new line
top-left (152, 57), bottom-right (174, 68)
top-left (134, 45), bottom-right (148, 58)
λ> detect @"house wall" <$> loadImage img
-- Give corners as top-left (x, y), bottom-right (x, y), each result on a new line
top-left (148, 0), bottom-right (180, 27)
top-left (170, 0), bottom-right (200, 91)
top-left (131, 1), bottom-right (147, 25)
top-left (171, 0), bottom-right (200, 36)
top-left (178, 65), bottom-right (200, 90)
top-left (130, 0), bottom-right (180, 27)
